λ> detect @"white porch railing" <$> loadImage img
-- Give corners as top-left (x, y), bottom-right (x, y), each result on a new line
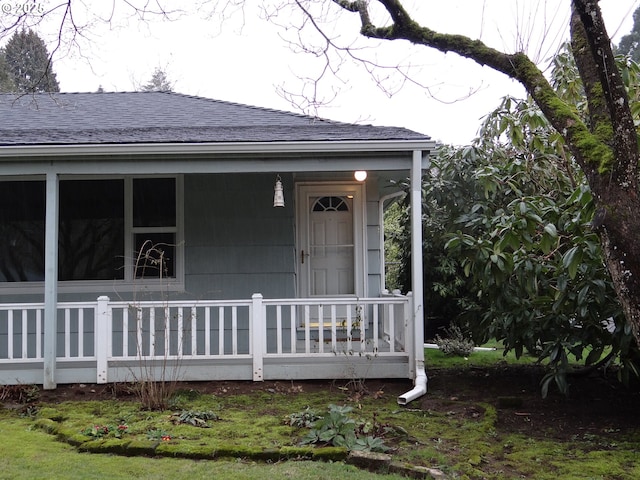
top-left (0, 301), bottom-right (98, 364)
top-left (0, 293), bottom-right (413, 386)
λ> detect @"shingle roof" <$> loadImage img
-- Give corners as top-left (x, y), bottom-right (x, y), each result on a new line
top-left (0, 91), bottom-right (430, 145)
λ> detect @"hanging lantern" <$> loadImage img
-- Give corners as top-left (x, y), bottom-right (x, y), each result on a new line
top-left (273, 175), bottom-right (285, 207)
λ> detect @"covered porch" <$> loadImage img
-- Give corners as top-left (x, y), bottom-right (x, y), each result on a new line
top-left (0, 151), bottom-right (429, 391)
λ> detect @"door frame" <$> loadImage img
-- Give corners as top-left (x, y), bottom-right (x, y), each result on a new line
top-left (295, 182), bottom-right (367, 298)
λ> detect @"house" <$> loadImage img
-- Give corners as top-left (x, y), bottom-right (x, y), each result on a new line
top-left (0, 92), bottom-right (434, 404)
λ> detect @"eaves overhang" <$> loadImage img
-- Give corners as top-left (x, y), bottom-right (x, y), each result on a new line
top-left (0, 139), bottom-right (436, 158)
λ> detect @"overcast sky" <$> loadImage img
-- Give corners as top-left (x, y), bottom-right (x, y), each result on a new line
top-left (5, 0), bottom-right (638, 145)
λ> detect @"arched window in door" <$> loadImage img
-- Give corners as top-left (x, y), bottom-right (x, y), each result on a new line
top-left (312, 196), bottom-right (349, 212)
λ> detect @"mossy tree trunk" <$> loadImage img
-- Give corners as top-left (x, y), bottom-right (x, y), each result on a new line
top-left (334, 0), bottom-right (640, 343)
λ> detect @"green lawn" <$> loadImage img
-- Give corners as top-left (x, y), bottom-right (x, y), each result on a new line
top-left (424, 342), bottom-right (539, 368)
top-left (0, 414), bottom-right (405, 480)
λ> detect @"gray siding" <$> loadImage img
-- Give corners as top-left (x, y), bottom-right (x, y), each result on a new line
top-left (366, 177), bottom-right (382, 297)
top-left (183, 173), bottom-right (296, 299)
top-left (0, 172), bottom-right (386, 303)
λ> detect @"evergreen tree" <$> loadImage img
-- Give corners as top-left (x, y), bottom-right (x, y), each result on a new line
top-left (0, 49), bottom-right (16, 92)
top-left (617, 7), bottom-right (640, 62)
top-left (3, 29), bottom-right (60, 93)
top-left (140, 67), bottom-right (173, 92)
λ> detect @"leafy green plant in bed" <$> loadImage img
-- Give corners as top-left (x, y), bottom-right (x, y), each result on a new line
top-left (147, 428), bottom-right (172, 441)
top-left (284, 406), bottom-right (322, 428)
top-left (171, 410), bottom-right (219, 428)
top-left (297, 404), bottom-right (388, 452)
top-left (81, 423), bottom-right (129, 439)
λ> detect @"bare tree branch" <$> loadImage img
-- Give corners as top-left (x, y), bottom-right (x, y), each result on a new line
top-left (267, 0), bottom-right (480, 116)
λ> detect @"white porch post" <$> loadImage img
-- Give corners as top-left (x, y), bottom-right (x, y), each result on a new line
top-left (251, 293), bottom-right (264, 381)
top-left (398, 149), bottom-right (427, 404)
top-left (96, 296), bottom-right (111, 384)
top-left (43, 172), bottom-right (59, 389)
top-left (410, 150), bottom-right (425, 372)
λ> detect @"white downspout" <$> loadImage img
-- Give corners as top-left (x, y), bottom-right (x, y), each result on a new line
top-left (397, 367), bottom-right (427, 405)
top-left (398, 150), bottom-right (427, 405)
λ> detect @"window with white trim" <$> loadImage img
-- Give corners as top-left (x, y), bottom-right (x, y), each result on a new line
top-left (0, 180), bottom-right (46, 282)
top-left (131, 177), bottom-right (177, 279)
top-left (0, 176), bottom-right (180, 285)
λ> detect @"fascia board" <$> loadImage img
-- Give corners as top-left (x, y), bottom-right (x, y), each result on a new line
top-left (0, 139), bottom-right (436, 158)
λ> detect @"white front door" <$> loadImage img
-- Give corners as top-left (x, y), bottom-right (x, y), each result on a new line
top-left (297, 183), bottom-right (365, 298)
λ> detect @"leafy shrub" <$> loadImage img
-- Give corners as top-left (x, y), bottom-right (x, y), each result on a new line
top-left (388, 49), bottom-right (640, 395)
top-left (435, 324), bottom-right (475, 357)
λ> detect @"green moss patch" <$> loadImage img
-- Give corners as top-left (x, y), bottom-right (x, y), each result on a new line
top-left (9, 372), bottom-right (640, 479)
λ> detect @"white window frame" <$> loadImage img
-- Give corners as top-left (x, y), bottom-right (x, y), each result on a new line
top-left (0, 175), bottom-right (185, 294)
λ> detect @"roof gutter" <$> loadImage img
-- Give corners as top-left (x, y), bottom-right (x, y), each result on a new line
top-left (0, 139), bottom-right (436, 159)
